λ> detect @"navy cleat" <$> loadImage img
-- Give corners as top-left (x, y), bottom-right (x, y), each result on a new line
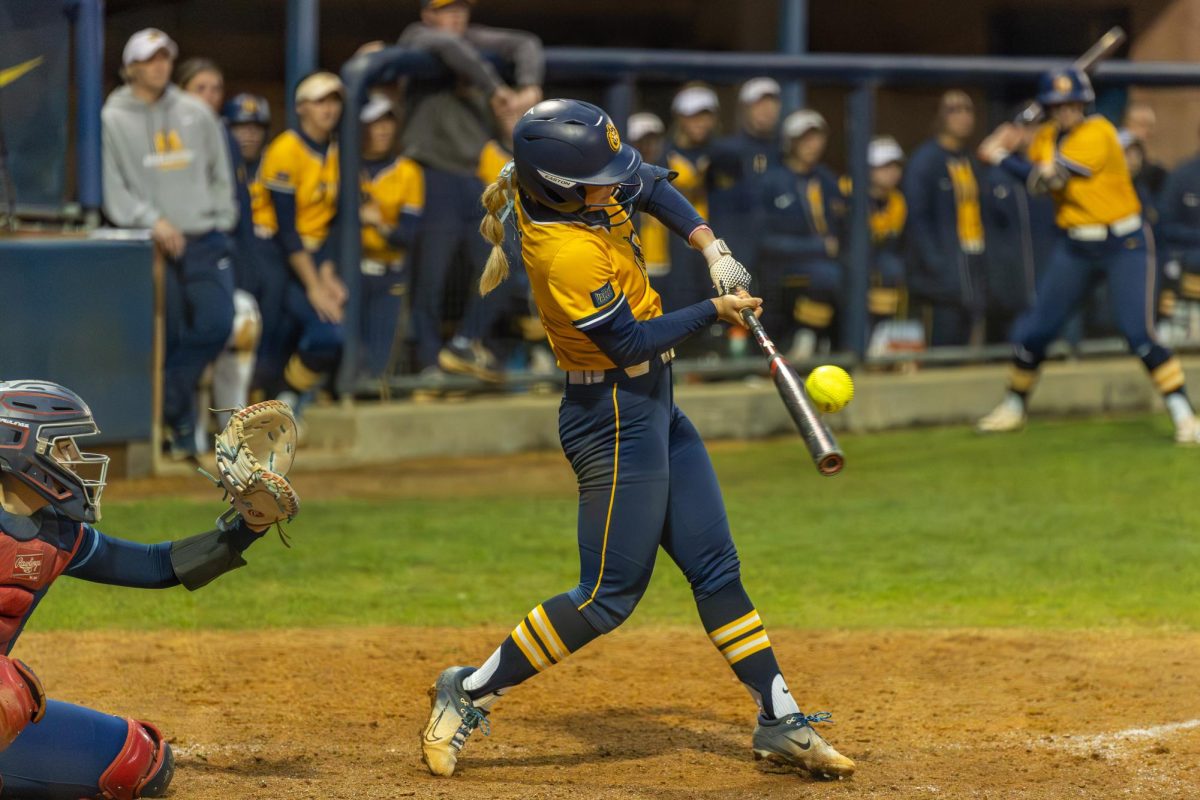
top-left (421, 666), bottom-right (491, 777)
top-left (751, 712), bottom-right (855, 780)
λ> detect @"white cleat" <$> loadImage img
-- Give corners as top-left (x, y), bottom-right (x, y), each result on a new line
top-left (976, 399), bottom-right (1026, 433)
top-left (1173, 414), bottom-right (1200, 445)
top-left (421, 666), bottom-right (490, 777)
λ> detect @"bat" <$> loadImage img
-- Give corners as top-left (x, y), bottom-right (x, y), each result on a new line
top-left (740, 308), bottom-right (845, 476)
top-left (1017, 26), bottom-right (1127, 124)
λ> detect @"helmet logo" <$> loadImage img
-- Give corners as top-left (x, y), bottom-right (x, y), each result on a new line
top-left (537, 169), bottom-right (578, 189)
top-left (606, 123), bottom-right (621, 152)
top-left (1053, 74), bottom-right (1073, 94)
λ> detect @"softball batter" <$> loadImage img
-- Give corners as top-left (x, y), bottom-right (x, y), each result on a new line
top-left (976, 68), bottom-right (1200, 441)
top-left (420, 99), bottom-right (855, 780)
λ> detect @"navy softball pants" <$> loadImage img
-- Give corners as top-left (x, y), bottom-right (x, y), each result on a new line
top-left (1012, 227), bottom-right (1162, 363)
top-left (0, 700), bottom-right (146, 799)
top-left (559, 360), bottom-right (741, 633)
top-left (162, 231), bottom-right (235, 439)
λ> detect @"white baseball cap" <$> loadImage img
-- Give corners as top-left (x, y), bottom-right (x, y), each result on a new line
top-left (739, 77), bottom-right (781, 105)
top-left (672, 85), bottom-right (719, 117)
top-left (360, 93), bottom-right (395, 124)
top-left (296, 72), bottom-right (344, 104)
top-left (627, 112), bottom-right (665, 143)
top-left (868, 135), bottom-right (905, 167)
top-left (122, 28), bottom-right (178, 67)
top-left (782, 109), bottom-right (827, 140)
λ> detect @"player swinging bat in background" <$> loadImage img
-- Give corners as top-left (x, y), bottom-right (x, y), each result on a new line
top-left (975, 44), bottom-right (1200, 443)
top-left (419, 99), bottom-right (855, 781)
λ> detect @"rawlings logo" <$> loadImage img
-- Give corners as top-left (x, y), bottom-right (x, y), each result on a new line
top-left (0, 418), bottom-right (29, 428)
top-left (537, 169), bottom-right (577, 189)
top-left (12, 553), bottom-right (43, 581)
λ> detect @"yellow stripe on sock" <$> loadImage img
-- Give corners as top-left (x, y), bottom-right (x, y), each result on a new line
top-left (512, 620), bottom-right (550, 672)
top-left (1152, 357), bottom-right (1185, 394)
top-left (1009, 366), bottom-right (1039, 394)
top-left (708, 610), bottom-right (761, 647)
top-left (578, 384), bottom-right (620, 613)
top-left (724, 633), bottom-right (772, 665)
top-left (530, 605), bottom-right (569, 663)
top-left (283, 355), bottom-right (322, 392)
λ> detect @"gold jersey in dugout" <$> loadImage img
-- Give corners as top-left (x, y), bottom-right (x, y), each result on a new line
top-left (1028, 115), bottom-right (1141, 229)
top-left (361, 157), bottom-right (425, 264)
top-left (253, 130), bottom-right (340, 251)
top-left (517, 198), bottom-right (663, 372)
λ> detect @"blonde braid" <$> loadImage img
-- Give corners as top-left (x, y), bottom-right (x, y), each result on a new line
top-left (478, 164), bottom-right (517, 296)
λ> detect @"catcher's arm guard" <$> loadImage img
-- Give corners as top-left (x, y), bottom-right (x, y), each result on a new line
top-left (169, 523), bottom-right (263, 591)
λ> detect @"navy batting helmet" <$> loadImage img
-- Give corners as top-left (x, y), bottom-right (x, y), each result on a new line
top-left (0, 380), bottom-right (109, 523)
top-left (512, 99), bottom-right (643, 214)
top-left (1036, 68), bottom-right (1095, 108)
top-left (223, 93), bottom-right (271, 126)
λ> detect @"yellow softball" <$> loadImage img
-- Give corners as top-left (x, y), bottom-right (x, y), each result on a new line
top-left (804, 365), bottom-right (854, 413)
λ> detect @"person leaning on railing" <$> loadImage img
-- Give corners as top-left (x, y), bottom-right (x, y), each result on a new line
top-left (101, 28), bottom-right (237, 460)
top-left (370, 0), bottom-right (544, 384)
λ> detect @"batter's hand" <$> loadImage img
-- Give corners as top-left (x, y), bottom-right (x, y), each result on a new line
top-left (712, 290), bottom-right (763, 329)
top-left (152, 219), bottom-right (186, 259)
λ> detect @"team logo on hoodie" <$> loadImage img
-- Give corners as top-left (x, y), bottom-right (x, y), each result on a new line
top-left (143, 128), bottom-right (195, 170)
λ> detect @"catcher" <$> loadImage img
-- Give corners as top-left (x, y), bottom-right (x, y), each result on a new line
top-left (0, 379), bottom-right (298, 799)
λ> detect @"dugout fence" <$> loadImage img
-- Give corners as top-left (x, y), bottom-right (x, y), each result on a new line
top-left (333, 48), bottom-right (1200, 396)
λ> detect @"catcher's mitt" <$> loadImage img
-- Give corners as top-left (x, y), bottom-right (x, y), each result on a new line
top-left (210, 400), bottom-right (300, 536)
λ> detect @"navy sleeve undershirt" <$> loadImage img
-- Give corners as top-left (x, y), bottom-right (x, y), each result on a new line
top-left (582, 295), bottom-right (717, 369)
top-left (386, 211), bottom-right (422, 251)
top-left (633, 164), bottom-right (706, 241)
top-left (66, 527), bottom-right (178, 589)
top-left (270, 189), bottom-right (305, 255)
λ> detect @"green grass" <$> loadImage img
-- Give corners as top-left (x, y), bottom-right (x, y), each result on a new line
top-left (23, 414), bottom-right (1200, 633)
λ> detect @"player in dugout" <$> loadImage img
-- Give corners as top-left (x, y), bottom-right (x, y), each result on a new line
top-left (252, 72), bottom-right (347, 415)
top-left (102, 29), bottom-right (237, 460)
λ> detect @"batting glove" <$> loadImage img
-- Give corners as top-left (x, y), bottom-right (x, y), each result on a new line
top-left (703, 239), bottom-right (752, 295)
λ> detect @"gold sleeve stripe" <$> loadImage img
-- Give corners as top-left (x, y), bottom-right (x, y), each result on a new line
top-left (512, 620), bottom-right (551, 672)
top-left (724, 633), bottom-right (773, 665)
top-left (708, 610), bottom-right (761, 646)
top-left (530, 605), bottom-right (569, 662)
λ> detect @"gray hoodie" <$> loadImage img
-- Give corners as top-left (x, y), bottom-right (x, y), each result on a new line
top-left (102, 84), bottom-right (237, 234)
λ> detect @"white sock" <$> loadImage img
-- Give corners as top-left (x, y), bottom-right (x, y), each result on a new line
top-left (770, 673), bottom-right (801, 718)
top-left (1003, 391), bottom-right (1027, 414)
top-left (462, 647), bottom-right (501, 692)
top-left (1165, 391), bottom-right (1194, 427)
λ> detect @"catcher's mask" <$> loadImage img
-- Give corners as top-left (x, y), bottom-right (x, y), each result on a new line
top-left (0, 380), bottom-right (109, 522)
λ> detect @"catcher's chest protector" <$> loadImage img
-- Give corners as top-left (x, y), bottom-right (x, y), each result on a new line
top-left (0, 511), bottom-right (82, 654)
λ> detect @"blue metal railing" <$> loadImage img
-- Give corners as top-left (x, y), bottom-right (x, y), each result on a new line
top-left (68, 0), bottom-right (104, 217)
top-left (335, 46), bottom-right (1200, 393)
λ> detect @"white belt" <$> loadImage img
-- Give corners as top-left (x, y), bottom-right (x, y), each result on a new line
top-left (254, 225), bottom-right (275, 240)
top-left (1067, 213), bottom-right (1142, 241)
top-left (566, 349), bottom-right (674, 385)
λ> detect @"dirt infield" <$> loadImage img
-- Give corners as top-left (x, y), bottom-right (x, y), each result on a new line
top-left (16, 627), bottom-right (1199, 799)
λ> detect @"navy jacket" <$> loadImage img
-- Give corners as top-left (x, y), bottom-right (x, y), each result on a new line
top-left (706, 130), bottom-right (781, 264)
top-left (902, 139), bottom-right (987, 306)
top-left (757, 162), bottom-right (846, 264)
top-left (982, 165), bottom-right (1056, 315)
top-left (1157, 155), bottom-right (1200, 270)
